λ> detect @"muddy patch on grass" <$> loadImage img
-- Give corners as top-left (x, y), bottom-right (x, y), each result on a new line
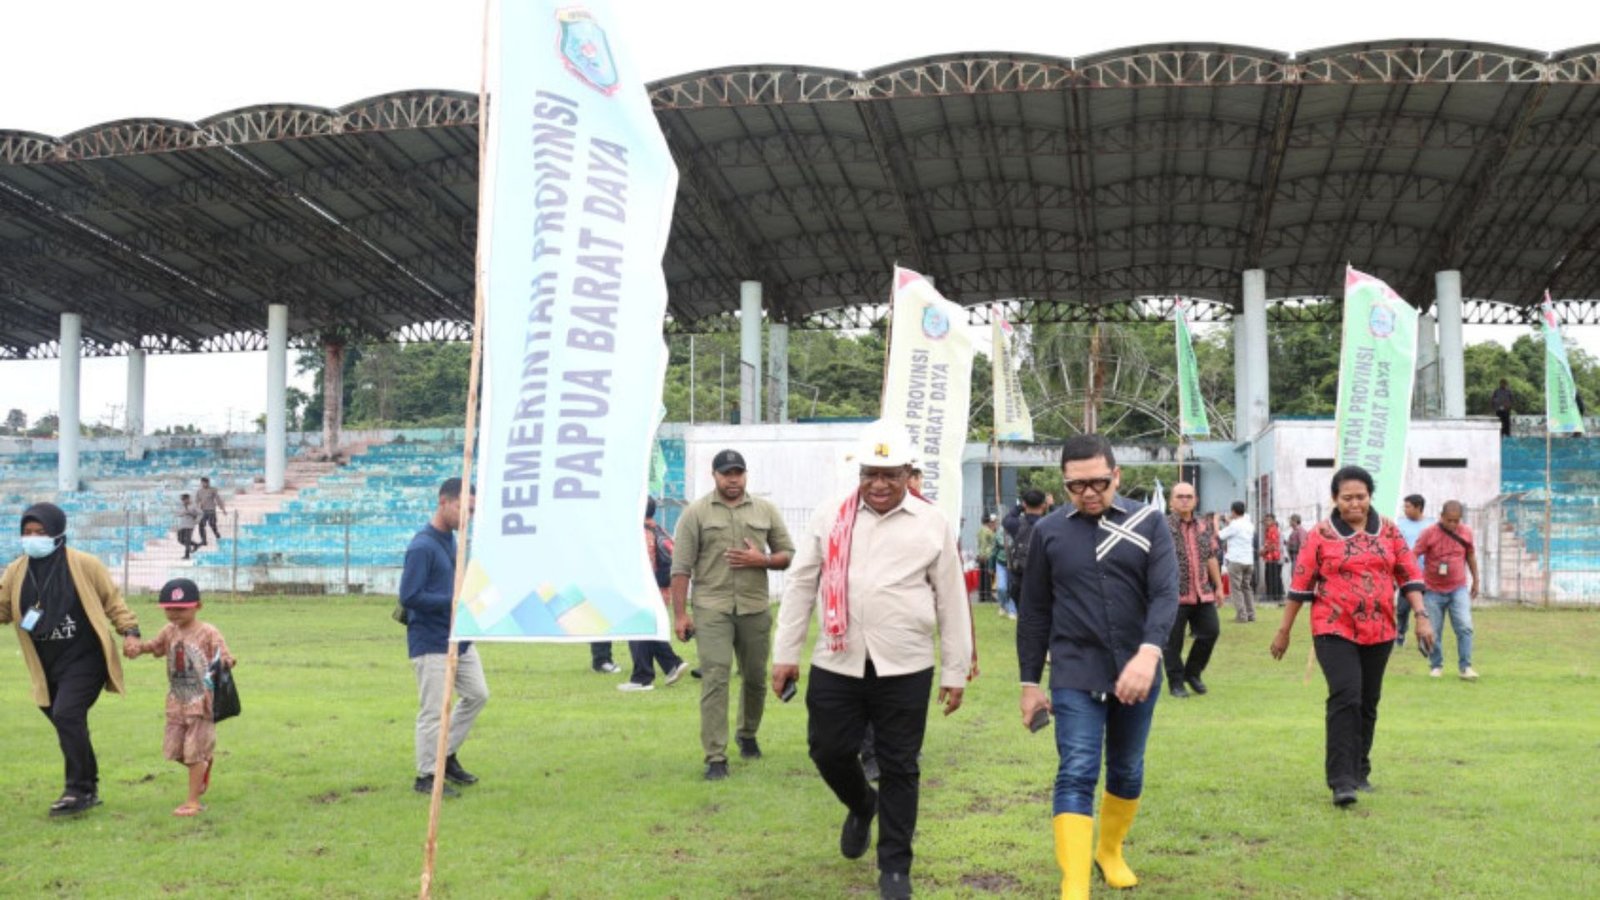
top-left (960, 872), bottom-right (1022, 892)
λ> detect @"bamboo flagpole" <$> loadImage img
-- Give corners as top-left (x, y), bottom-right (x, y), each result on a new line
top-left (418, 2), bottom-right (493, 896)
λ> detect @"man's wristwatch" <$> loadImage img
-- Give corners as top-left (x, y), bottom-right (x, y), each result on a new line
top-left (122, 628), bottom-right (141, 638)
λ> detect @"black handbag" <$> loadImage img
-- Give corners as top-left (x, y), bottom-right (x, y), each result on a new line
top-left (210, 653), bottom-right (241, 722)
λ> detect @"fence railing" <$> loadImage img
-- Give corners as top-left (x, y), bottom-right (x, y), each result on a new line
top-left (81, 495), bottom-right (1598, 606)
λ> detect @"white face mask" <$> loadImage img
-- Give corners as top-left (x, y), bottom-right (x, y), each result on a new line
top-left (20, 535), bottom-right (59, 559)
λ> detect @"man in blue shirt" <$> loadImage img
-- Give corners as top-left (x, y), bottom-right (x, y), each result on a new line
top-left (400, 477), bottom-right (487, 798)
top-left (1017, 434), bottom-right (1177, 899)
top-left (1393, 494), bottom-right (1434, 648)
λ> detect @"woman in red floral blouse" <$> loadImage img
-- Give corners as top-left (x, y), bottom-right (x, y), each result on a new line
top-left (1269, 466), bottom-right (1434, 807)
top-left (1260, 514), bottom-right (1284, 601)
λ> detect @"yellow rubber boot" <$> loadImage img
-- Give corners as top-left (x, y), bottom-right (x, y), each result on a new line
top-left (1094, 792), bottom-right (1141, 889)
top-left (1053, 813), bottom-right (1093, 900)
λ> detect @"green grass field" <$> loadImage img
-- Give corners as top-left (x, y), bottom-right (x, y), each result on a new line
top-left (2, 598), bottom-right (1597, 899)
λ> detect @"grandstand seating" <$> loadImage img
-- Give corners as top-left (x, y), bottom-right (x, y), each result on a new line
top-left (1, 446), bottom-right (267, 571)
top-left (1497, 436), bottom-right (1600, 598)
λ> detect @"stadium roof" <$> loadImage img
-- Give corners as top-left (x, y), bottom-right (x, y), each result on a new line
top-left (4, 40), bottom-right (1600, 359)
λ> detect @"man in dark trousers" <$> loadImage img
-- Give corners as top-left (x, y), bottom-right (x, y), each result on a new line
top-left (772, 421), bottom-right (972, 900)
top-left (399, 478), bottom-right (487, 798)
top-left (1018, 434), bottom-right (1177, 899)
top-left (193, 477), bottom-right (226, 547)
top-left (1164, 481), bottom-right (1224, 698)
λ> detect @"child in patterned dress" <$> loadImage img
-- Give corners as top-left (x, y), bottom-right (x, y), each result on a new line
top-left (131, 578), bottom-right (235, 816)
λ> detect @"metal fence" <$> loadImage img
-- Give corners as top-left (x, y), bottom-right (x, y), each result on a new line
top-left (87, 496), bottom-right (1597, 606)
top-left (102, 510), bottom-right (403, 598)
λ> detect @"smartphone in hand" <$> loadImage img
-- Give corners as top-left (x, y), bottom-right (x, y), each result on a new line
top-left (779, 678), bottom-right (798, 703)
top-left (1028, 707), bottom-right (1051, 733)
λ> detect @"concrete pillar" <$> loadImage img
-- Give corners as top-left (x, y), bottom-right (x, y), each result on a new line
top-left (1242, 269), bottom-right (1271, 439)
top-left (1415, 312), bottom-right (1439, 417)
top-left (321, 336), bottom-right (345, 461)
top-left (769, 322), bottom-right (789, 423)
top-left (1233, 311), bottom-right (1250, 443)
top-left (125, 348), bottom-right (146, 460)
top-left (57, 313), bottom-right (82, 492)
top-left (265, 304), bottom-right (288, 492)
top-left (739, 281), bottom-right (762, 425)
top-left (125, 349), bottom-right (146, 436)
top-left (1435, 270), bottom-right (1466, 418)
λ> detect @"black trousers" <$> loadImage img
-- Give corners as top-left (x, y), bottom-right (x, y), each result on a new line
top-left (977, 565), bottom-right (993, 603)
top-left (1164, 602), bottom-right (1220, 685)
top-left (39, 654), bottom-right (108, 796)
top-left (1264, 562), bottom-right (1284, 600)
top-left (806, 662), bottom-right (933, 875)
top-left (627, 640), bottom-right (683, 685)
top-left (1497, 409), bottom-right (1511, 436)
top-left (198, 510), bottom-right (221, 542)
top-left (589, 641), bottom-right (614, 668)
top-left (1314, 635), bottom-right (1391, 791)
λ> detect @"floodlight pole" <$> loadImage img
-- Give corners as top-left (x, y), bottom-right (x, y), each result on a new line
top-left (419, 3), bottom-right (490, 896)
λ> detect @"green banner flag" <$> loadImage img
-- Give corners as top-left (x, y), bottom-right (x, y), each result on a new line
top-left (1333, 267), bottom-right (1419, 519)
top-left (1541, 295), bottom-right (1585, 434)
top-left (1174, 299), bottom-right (1209, 436)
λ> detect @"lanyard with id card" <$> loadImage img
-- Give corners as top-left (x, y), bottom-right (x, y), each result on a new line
top-left (21, 607), bottom-right (42, 633)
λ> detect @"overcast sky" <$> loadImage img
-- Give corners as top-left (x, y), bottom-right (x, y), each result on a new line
top-left (0, 0), bottom-right (1591, 431)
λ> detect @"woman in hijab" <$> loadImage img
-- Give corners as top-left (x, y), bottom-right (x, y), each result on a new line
top-left (0, 503), bottom-right (142, 817)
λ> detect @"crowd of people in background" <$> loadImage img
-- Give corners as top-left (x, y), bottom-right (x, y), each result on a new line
top-left (5, 432), bottom-right (1492, 899)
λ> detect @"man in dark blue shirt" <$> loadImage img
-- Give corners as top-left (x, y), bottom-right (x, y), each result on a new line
top-left (1017, 434), bottom-right (1177, 899)
top-left (400, 477), bottom-right (487, 798)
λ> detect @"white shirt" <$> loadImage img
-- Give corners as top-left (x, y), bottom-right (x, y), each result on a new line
top-left (773, 492), bottom-right (973, 689)
top-left (1217, 514), bottom-right (1255, 566)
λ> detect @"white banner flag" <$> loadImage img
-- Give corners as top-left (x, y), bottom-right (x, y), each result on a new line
top-left (881, 267), bottom-right (975, 526)
top-left (991, 305), bottom-right (1034, 442)
top-left (456, 0), bottom-right (677, 641)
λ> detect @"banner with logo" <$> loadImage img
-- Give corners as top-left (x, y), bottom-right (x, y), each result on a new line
top-left (456, 0), bottom-right (677, 642)
top-left (1333, 267), bottom-right (1419, 519)
top-left (882, 267), bottom-right (975, 526)
top-left (1540, 294), bottom-right (1585, 435)
top-left (991, 305), bottom-right (1034, 442)
top-left (1174, 298), bottom-right (1210, 437)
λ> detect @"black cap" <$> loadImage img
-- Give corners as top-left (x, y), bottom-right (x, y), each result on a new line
top-left (158, 578), bottom-right (201, 608)
top-left (712, 449), bottom-right (746, 473)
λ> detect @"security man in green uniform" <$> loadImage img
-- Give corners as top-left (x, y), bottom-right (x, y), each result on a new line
top-left (671, 449), bottom-right (795, 781)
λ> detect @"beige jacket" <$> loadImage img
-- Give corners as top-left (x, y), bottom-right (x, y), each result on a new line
top-left (775, 493), bottom-right (973, 689)
top-left (0, 549), bottom-right (140, 706)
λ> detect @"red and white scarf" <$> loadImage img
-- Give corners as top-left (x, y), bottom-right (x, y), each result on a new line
top-left (820, 489), bottom-right (860, 651)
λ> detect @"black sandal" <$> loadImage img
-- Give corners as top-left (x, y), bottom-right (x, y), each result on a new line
top-left (48, 793), bottom-right (102, 818)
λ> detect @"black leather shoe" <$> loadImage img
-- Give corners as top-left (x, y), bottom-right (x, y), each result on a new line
top-left (48, 792), bottom-right (102, 818)
top-left (444, 754), bottom-right (478, 786)
top-left (841, 789), bottom-right (877, 860)
top-left (1185, 676), bottom-right (1209, 695)
top-left (878, 870), bottom-right (912, 899)
top-left (704, 761), bottom-right (730, 781)
top-left (1169, 681), bottom-right (1191, 698)
top-left (1332, 787), bottom-right (1358, 807)
top-left (1355, 779), bottom-right (1376, 793)
top-left (736, 736), bottom-right (763, 760)
top-left (414, 775), bottom-right (460, 798)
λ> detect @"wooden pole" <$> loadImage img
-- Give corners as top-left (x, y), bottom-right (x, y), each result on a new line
top-left (419, 3), bottom-right (491, 896)
top-left (1542, 425), bottom-right (1553, 608)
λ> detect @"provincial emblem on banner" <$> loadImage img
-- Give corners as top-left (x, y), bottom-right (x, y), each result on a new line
top-left (557, 7), bottom-right (619, 95)
top-left (921, 304), bottom-right (950, 340)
